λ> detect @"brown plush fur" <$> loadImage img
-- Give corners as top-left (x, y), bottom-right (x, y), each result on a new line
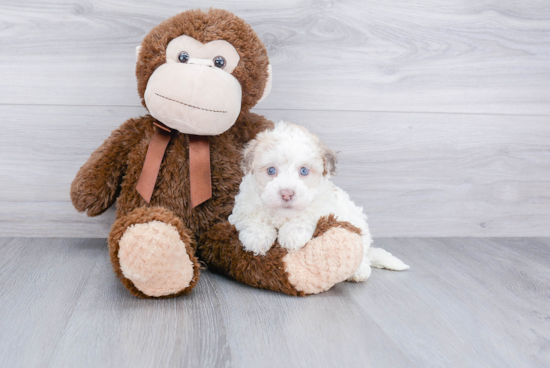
top-left (108, 207), bottom-right (200, 298)
top-left (198, 215), bottom-right (361, 296)
top-left (199, 221), bottom-right (304, 296)
top-left (312, 214), bottom-right (362, 238)
top-left (71, 8), bottom-right (363, 298)
top-left (71, 9), bottom-right (276, 298)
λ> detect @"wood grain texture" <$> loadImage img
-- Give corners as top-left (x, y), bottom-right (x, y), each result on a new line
top-left (0, 0), bottom-right (548, 114)
top-left (0, 0), bottom-right (549, 237)
top-left (350, 237), bottom-right (550, 368)
top-left (211, 275), bottom-right (413, 368)
top-left (1, 105), bottom-right (549, 237)
top-left (0, 237), bottom-right (548, 367)
top-left (0, 238), bottom-right (104, 367)
top-left (0, 201), bottom-right (116, 238)
top-left (49, 253), bottom-right (232, 368)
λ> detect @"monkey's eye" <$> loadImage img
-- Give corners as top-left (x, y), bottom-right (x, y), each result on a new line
top-left (300, 167), bottom-right (309, 176)
top-left (178, 52), bottom-right (189, 63)
top-left (267, 167), bottom-right (276, 175)
top-left (213, 56), bottom-right (226, 69)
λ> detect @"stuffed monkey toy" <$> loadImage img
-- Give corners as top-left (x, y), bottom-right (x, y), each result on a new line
top-left (71, 8), bottom-right (364, 298)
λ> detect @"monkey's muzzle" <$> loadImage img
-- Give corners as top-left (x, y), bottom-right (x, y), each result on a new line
top-left (144, 63), bottom-right (242, 135)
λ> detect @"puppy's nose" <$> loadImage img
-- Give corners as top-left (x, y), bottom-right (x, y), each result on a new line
top-left (280, 189), bottom-right (294, 202)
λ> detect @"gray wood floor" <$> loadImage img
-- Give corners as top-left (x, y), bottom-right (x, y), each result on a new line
top-left (1, 237), bottom-right (548, 368)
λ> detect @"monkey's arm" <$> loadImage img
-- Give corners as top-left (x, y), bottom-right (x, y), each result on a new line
top-left (71, 117), bottom-right (146, 217)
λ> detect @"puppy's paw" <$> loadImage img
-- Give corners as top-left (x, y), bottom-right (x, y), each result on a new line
top-left (238, 225), bottom-right (277, 256)
top-left (278, 222), bottom-right (316, 252)
top-left (347, 260), bottom-right (372, 282)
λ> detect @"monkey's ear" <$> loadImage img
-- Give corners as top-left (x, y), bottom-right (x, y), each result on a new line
top-left (257, 64), bottom-right (272, 103)
top-left (135, 45), bottom-right (142, 62)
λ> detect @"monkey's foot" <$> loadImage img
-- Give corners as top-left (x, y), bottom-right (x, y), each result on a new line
top-left (109, 207), bottom-right (200, 298)
top-left (283, 216), bottom-right (364, 294)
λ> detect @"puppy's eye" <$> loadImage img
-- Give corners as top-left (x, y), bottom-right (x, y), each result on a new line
top-left (178, 52), bottom-right (189, 63)
top-left (300, 167), bottom-right (309, 176)
top-left (267, 167), bottom-right (277, 175)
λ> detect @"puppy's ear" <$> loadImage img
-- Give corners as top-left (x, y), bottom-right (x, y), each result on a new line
top-left (242, 139), bottom-right (258, 174)
top-left (322, 145), bottom-right (338, 176)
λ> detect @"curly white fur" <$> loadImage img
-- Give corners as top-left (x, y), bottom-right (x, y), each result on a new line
top-left (229, 121), bottom-right (409, 281)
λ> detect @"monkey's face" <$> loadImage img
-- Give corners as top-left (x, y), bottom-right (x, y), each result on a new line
top-left (143, 35), bottom-right (243, 135)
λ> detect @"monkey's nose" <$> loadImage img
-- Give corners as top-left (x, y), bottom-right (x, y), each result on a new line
top-left (280, 189), bottom-right (294, 202)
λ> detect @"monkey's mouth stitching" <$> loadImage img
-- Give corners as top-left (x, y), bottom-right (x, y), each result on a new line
top-left (155, 93), bottom-right (227, 114)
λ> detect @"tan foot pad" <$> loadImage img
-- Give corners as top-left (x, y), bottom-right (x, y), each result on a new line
top-left (283, 227), bottom-right (363, 294)
top-left (118, 221), bottom-right (195, 297)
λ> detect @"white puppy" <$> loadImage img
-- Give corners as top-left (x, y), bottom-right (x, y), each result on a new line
top-left (229, 121), bottom-right (409, 281)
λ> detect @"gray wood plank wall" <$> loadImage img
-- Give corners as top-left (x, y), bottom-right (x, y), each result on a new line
top-left (0, 0), bottom-right (549, 237)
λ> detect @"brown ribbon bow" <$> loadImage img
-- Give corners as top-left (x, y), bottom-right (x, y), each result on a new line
top-left (136, 121), bottom-right (212, 208)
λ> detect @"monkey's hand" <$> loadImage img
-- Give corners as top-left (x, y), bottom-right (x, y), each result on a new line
top-left (71, 118), bottom-right (143, 217)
